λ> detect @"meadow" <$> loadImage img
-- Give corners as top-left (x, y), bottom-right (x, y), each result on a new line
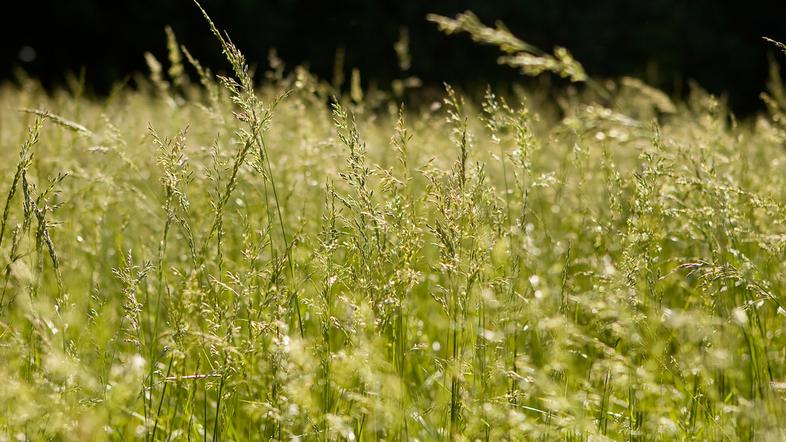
top-left (2, 6), bottom-right (786, 441)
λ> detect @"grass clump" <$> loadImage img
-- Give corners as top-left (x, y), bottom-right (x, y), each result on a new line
top-left (1, 6), bottom-right (786, 441)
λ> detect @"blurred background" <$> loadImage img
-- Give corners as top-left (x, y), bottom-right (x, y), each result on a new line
top-left (2, 0), bottom-right (785, 113)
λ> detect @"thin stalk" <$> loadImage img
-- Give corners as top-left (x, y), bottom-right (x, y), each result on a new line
top-left (150, 355), bottom-right (175, 442)
top-left (257, 135), bottom-right (303, 337)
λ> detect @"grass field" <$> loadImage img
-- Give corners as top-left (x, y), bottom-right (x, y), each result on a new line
top-left (2, 6), bottom-right (786, 441)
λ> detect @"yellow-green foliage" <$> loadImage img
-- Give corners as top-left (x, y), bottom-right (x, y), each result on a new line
top-left (1, 9), bottom-right (786, 441)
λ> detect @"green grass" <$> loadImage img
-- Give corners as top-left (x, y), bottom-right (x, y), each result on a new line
top-left (2, 6), bottom-right (786, 441)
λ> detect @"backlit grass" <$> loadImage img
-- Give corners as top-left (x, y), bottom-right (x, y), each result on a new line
top-left (1, 6), bottom-right (786, 441)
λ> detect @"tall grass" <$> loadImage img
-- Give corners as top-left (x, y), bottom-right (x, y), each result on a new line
top-left (1, 7), bottom-right (786, 441)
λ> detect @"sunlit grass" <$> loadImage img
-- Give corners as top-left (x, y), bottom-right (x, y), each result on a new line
top-left (1, 7), bottom-right (786, 441)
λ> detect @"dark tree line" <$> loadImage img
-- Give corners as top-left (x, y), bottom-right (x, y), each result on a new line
top-left (2, 0), bottom-right (785, 112)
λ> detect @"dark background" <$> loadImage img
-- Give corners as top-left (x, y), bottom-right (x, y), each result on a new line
top-left (2, 0), bottom-right (785, 113)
